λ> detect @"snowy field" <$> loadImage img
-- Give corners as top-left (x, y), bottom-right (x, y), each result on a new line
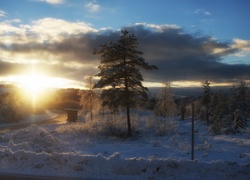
top-left (0, 113), bottom-right (249, 179)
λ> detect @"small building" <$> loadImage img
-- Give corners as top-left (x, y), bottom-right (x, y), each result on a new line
top-left (64, 108), bottom-right (79, 122)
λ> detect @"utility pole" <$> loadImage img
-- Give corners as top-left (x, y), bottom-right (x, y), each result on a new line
top-left (191, 101), bottom-right (195, 160)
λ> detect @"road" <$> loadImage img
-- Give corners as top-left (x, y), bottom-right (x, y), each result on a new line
top-left (0, 173), bottom-right (97, 180)
top-left (0, 113), bottom-right (67, 133)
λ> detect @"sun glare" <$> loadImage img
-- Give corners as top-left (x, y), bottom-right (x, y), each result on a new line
top-left (6, 73), bottom-right (71, 90)
top-left (19, 75), bottom-right (49, 93)
top-left (11, 74), bottom-right (50, 94)
top-left (3, 73), bottom-right (73, 112)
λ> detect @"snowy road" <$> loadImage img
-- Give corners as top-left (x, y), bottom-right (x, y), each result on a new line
top-left (0, 173), bottom-right (95, 180)
top-left (0, 113), bottom-right (67, 133)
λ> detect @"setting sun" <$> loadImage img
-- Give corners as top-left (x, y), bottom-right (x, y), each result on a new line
top-left (11, 73), bottom-right (54, 110)
top-left (2, 73), bottom-right (76, 112)
top-left (5, 73), bottom-right (73, 90)
top-left (17, 74), bottom-right (50, 94)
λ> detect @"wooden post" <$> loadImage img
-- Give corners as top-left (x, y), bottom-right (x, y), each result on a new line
top-left (191, 101), bottom-right (195, 160)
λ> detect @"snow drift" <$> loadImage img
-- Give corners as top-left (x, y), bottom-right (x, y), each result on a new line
top-left (0, 123), bottom-right (249, 179)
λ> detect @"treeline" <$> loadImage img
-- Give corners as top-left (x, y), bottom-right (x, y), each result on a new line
top-left (0, 80), bottom-right (248, 137)
top-left (199, 80), bottom-right (249, 134)
top-left (173, 80), bottom-right (250, 134)
top-left (76, 79), bottom-right (250, 136)
top-left (0, 88), bottom-right (31, 123)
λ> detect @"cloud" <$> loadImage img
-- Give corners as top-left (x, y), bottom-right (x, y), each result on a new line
top-left (85, 1), bottom-right (100, 12)
top-left (135, 23), bottom-right (180, 32)
top-left (0, 19), bottom-right (250, 88)
top-left (35, 0), bottom-right (64, 4)
top-left (0, 18), bottom-right (99, 80)
top-left (231, 38), bottom-right (250, 57)
top-left (29, 18), bottom-right (97, 42)
top-left (0, 10), bottom-right (6, 17)
top-left (195, 9), bottom-right (211, 16)
top-left (0, 18), bottom-right (97, 44)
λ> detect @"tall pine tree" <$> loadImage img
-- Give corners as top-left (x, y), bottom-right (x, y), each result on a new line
top-left (201, 80), bottom-right (212, 126)
top-left (210, 90), bottom-right (227, 134)
top-left (233, 81), bottom-right (249, 131)
top-left (93, 30), bottom-right (158, 137)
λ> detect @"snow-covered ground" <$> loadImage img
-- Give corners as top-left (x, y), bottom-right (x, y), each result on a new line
top-left (0, 114), bottom-right (249, 179)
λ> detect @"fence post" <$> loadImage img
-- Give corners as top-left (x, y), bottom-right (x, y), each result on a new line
top-left (191, 101), bottom-right (195, 160)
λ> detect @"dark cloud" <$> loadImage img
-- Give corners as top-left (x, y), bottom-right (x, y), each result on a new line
top-left (123, 25), bottom-right (249, 83)
top-left (1, 24), bottom-right (250, 86)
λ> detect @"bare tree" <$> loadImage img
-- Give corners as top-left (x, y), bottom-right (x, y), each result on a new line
top-left (154, 83), bottom-right (176, 120)
top-left (79, 75), bottom-right (100, 121)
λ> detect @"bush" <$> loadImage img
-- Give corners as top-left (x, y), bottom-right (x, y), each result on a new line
top-left (168, 134), bottom-right (190, 153)
top-left (145, 116), bottom-right (178, 136)
top-left (56, 112), bottom-right (140, 138)
top-left (57, 112), bottom-right (180, 138)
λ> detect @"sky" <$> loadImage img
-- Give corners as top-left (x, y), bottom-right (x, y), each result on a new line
top-left (0, 0), bottom-right (250, 94)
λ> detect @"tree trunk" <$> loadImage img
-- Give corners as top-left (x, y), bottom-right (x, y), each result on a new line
top-left (126, 106), bottom-right (132, 137)
top-left (206, 107), bottom-right (209, 126)
top-left (123, 49), bottom-right (132, 137)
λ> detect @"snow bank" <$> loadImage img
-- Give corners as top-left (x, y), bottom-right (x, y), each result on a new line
top-left (0, 121), bottom-right (249, 179)
top-left (0, 124), bottom-right (72, 153)
top-left (0, 149), bottom-right (249, 179)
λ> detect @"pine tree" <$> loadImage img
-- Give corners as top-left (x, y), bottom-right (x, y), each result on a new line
top-left (154, 83), bottom-right (176, 120)
top-left (233, 109), bottom-right (247, 132)
top-left (179, 99), bottom-right (186, 120)
top-left (225, 82), bottom-right (249, 134)
top-left (228, 86), bottom-right (238, 113)
top-left (224, 86), bottom-right (238, 128)
top-left (201, 80), bottom-right (211, 125)
top-left (93, 30), bottom-right (158, 137)
top-left (233, 81), bottom-right (249, 131)
top-left (210, 90), bottom-right (227, 134)
top-left (238, 81), bottom-right (247, 102)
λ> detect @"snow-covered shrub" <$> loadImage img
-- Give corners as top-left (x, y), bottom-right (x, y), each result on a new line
top-left (144, 116), bottom-right (178, 136)
top-left (151, 140), bottom-right (161, 147)
top-left (58, 111), bottom-right (180, 138)
top-left (57, 113), bottom-right (140, 138)
top-left (144, 115), bottom-right (155, 131)
top-left (169, 134), bottom-right (190, 153)
top-left (156, 119), bottom-right (178, 136)
top-left (196, 140), bottom-right (212, 151)
top-left (56, 122), bottom-right (86, 136)
top-left (97, 113), bottom-right (140, 137)
top-left (99, 113), bottom-right (128, 137)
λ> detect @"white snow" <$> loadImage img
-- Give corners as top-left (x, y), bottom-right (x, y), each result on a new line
top-left (0, 114), bottom-right (249, 179)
